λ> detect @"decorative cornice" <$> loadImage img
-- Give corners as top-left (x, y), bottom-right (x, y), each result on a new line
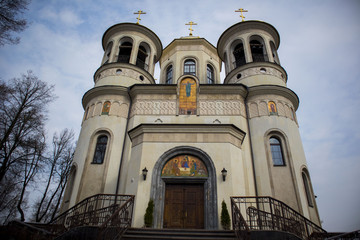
top-left (247, 85), bottom-right (299, 110)
top-left (129, 84), bottom-right (177, 97)
top-left (224, 61), bottom-right (288, 84)
top-left (93, 62), bottom-right (156, 84)
top-left (198, 84), bottom-right (248, 97)
top-left (128, 123), bottom-right (246, 148)
top-left (82, 85), bottom-right (129, 108)
top-left (129, 84), bottom-right (248, 98)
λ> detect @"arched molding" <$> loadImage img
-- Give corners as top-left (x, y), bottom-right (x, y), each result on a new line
top-left (263, 128), bottom-right (302, 212)
top-left (76, 128), bottom-right (114, 202)
top-left (205, 62), bottom-right (216, 84)
top-left (181, 56), bottom-right (200, 77)
top-left (136, 41), bottom-right (151, 71)
top-left (102, 41), bottom-right (114, 65)
top-left (270, 41), bottom-right (280, 64)
top-left (300, 166), bottom-right (315, 207)
top-left (150, 146), bottom-right (218, 229)
top-left (264, 129), bottom-right (291, 167)
top-left (229, 38), bottom-right (248, 70)
top-left (258, 101), bottom-right (267, 116)
top-left (249, 34), bottom-right (269, 62)
top-left (88, 128), bottom-right (114, 165)
top-left (117, 36), bottom-right (135, 64)
top-left (60, 163), bottom-right (78, 213)
top-left (162, 61), bottom-right (174, 84)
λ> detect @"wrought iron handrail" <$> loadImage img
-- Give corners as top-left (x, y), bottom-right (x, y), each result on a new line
top-left (325, 230), bottom-right (360, 239)
top-left (231, 196), bottom-right (326, 240)
top-left (97, 196), bottom-right (135, 240)
top-left (231, 198), bottom-right (251, 240)
top-left (48, 194), bottom-right (135, 236)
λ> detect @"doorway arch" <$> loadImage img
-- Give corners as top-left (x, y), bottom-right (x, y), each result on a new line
top-left (150, 146), bottom-right (218, 229)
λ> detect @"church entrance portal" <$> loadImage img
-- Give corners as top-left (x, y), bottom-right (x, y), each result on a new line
top-left (151, 147), bottom-right (218, 229)
top-left (163, 183), bottom-right (204, 229)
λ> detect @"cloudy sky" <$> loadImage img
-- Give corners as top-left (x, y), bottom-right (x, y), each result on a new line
top-left (0, 0), bottom-right (359, 232)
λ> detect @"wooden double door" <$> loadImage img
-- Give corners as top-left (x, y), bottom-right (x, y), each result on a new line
top-left (163, 184), bottom-right (204, 229)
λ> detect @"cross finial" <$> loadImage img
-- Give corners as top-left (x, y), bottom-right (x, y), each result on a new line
top-left (235, 8), bottom-right (248, 22)
top-left (185, 21), bottom-right (197, 36)
top-left (134, 10), bottom-right (146, 24)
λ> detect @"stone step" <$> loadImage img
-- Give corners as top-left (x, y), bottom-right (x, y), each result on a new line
top-left (122, 228), bottom-right (236, 240)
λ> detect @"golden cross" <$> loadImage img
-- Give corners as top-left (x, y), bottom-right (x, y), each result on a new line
top-left (185, 21), bottom-right (197, 36)
top-left (235, 8), bottom-right (248, 22)
top-left (134, 10), bottom-right (146, 24)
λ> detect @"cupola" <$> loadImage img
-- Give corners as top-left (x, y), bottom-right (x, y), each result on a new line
top-left (93, 23), bottom-right (162, 87)
top-left (217, 21), bottom-right (287, 87)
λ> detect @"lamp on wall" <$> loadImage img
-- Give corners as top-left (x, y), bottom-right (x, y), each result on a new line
top-left (221, 168), bottom-right (227, 181)
top-left (142, 167), bottom-right (148, 181)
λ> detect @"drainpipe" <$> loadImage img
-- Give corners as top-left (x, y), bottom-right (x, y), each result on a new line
top-left (244, 88), bottom-right (258, 197)
top-left (115, 87), bottom-right (132, 198)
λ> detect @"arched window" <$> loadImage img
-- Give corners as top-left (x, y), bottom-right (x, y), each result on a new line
top-left (250, 39), bottom-right (266, 62)
top-left (166, 65), bottom-right (173, 84)
top-left (233, 43), bottom-right (246, 67)
top-left (92, 135), bottom-right (108, 164)
top-left (270, 41), bottom-right (280, 65)
top-left (269, 137), bottom-right (285, 166)
top-left (136, 43), bottom-right (149, 70)
top-left (118, 41), bottom-right (132, 63)
top-left (103, 42), bottom-right (113, 64)
top-left (302, 171), bottom-right (314, 207)
top-left (184, 59), bottom-right (196, 75)
top-left (206, 64), bottom-right (214, 84)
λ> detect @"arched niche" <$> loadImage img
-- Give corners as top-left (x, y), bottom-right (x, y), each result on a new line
top-left (150, 146), bottom-right (218, 229)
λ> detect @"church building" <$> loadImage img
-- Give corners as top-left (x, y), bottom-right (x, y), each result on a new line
top-left (60, 14), bottom-right (321, 232)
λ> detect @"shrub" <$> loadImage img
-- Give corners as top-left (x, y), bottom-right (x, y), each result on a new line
top-left (144, 199), bottom-right (154, 227)
top-left (221, 200), bottom-right (231, 230)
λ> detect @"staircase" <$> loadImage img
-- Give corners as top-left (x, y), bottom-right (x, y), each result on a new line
top-left (122, 228), bottom-right (236, 240)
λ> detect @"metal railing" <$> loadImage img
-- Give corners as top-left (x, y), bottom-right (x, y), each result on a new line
top-left (233, 59), bottom-right (247, 68)
top-left (325, 230), bottom-right (360, 240)
top-left (97, 196), bottom-right (135, 240)
top-left (136, 59), bottom-right (149, 71)
top-left (231, 196), bottom-right (326, 240)
top-left (231, 198), bottom-right (251, 240)
top-left (48, 194), bottom-right (135, 237)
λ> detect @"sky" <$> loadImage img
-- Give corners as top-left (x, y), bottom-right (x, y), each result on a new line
top-left (0, 0), bottom-right (359, 232)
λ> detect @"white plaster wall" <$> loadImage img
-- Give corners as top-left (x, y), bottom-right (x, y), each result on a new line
top-left (69, 107), bottom-right (129, 206)
top-left (248, 114), bottom-right (319, 223)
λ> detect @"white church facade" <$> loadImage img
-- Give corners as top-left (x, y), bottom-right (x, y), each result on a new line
top-left (60, 19), bottom-right (321, 230)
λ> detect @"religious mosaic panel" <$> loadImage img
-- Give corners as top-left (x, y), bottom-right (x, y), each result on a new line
top-left (268, 101), bottom-right (277, 115)
top-left (101, 101), bottom-right (111, 115)
top-left (179, 78), bottom-right (197, 115)
top-left (161, 155), bottom-right (208, 177)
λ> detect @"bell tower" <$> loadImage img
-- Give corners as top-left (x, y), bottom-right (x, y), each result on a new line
top-left (218, 21), bottom-right (321, 225)
top-left (61, 23), bottom-right (162, 211)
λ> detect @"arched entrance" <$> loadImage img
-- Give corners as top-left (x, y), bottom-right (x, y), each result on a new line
top-left (151, 146), bottom-right (218, 229)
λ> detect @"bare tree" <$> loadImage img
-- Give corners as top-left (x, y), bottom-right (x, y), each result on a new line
top-left (0, 71), bottom-right (55, 223)
top-left (34, 129), bottom-right (75, 223)
top-left (0, 71), bottom-right (55, 183)
top-left (0, 0), bottom-right (30, 46)
top-left (17, 133), bottom-right (46, 221)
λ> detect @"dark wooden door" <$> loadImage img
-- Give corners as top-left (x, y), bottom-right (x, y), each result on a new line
top-left (164, 184), bottom-right (204, 229)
